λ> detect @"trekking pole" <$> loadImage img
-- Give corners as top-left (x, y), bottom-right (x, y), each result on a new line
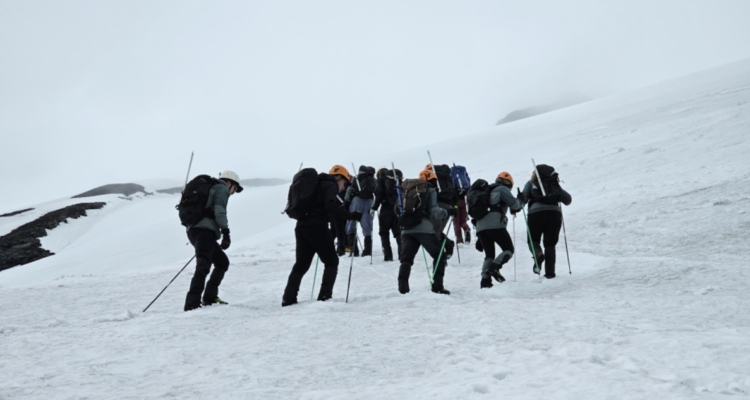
top-left (513, 214), bottom-right (517, 282)
top-left (182, 151), bottom-right (194, 192)
top-left (423, 247), bottom-right (431, 283)
top-left (346, 221), bottom-right (359, 303)
top-left (453, 206), bottom-right (461, 264)
top-left (561, 208), bottom-right (572, 274)
top-left (431, 216), bottom-right (455, 282)
top-left (521, 207), bottom-right (542, 277)
top-left (311, 256), bottom-right (319, 300)
top-left (427, 151), bottom-right (441, 192)
top-left (143, 256), bottom-right (195, 312)
top-left (531, 158), bottom-right (546, 196)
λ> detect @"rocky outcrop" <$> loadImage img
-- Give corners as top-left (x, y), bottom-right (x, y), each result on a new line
top-left (0, 202), bottom-right (106, 272)
top-left (0, 208), bottom-right (34, 218)
top-left (157, 178), bottom-right (288, 194)
top-left (73, 184), bottom-right (148, 198)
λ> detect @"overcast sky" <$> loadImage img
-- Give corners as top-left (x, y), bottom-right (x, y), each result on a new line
top-left (2, 0), bottom-right (750, 211)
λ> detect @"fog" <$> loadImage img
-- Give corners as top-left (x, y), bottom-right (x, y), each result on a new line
top-left (2, 0), bottom-right (749, 211)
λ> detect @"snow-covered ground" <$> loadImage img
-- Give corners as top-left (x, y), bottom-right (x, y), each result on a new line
top-left (2, 59), bottom-right (750, 399)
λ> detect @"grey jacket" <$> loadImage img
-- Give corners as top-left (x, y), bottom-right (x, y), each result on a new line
top-left (521, 180), bottom-right (572, 214)
top-left (188, 182), bottom-right (230, 240)
top-left (402, 188), bottom-right (448, 235)
top-left (476, 185), bottom-right (523, 232)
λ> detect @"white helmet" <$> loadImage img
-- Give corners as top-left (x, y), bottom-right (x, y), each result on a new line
top-left (218, 170), bottom-right (244, 193)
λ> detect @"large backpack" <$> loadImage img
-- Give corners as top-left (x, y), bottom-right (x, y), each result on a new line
top-left (284, 168), bottom-right (320, 220)
top-left (530, 164), bottom-right (563, 206)
top-left (398, 179), bottom-right (429, 230)
top-left (450, 165), bottom-right (471, 193)
top-left (352, 166), bottom-right (377, 199)
top-left (466, 179), bottom-right (502, 220)
top-left (384, 169), bottom-right (403, 206)
top-left (433, 164), bottom-right (456, 204)
top-left (176, 174), bottom-right (219, 227)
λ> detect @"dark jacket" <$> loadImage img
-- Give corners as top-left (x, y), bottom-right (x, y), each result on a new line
top-left (298, 174), bottom-right (355, 227)
top-left (188, 182), bottom-right (229, 240)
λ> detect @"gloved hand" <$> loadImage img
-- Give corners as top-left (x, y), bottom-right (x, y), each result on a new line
top-left (510, 208), bottom-right (518, 216)
top-left (516, 189), bottom-right (527, 204)
top-left (370, 207), bottom-right (377, 217)
top-left (447, 206), bottom-right (457, 217)
top-left (220, 228), bottom-right (231, 250)
top-left (475, 239), bottom-right (483, 252)
top-left (344, 201), bottom-right (351, 210)
top-left (470, 218), bottom-right (477, 226)
top-left (350, 211), bottom-right (363, 222)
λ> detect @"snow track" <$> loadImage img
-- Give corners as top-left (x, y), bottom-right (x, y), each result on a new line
top-left (2, 60), bottom-right (750, 399)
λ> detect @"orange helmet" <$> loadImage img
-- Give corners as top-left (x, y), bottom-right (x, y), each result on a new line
top-left (329, 165), bottom-right (351, 181)
top-left (496, 171), bottom-right (514, 188)
top-left (419, 169), bottom-right (436, 181)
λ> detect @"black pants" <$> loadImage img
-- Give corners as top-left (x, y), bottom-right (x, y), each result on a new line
top-left (477, 228), bottom-right (514, 260)
top-left (527, 210), bottom-right (562, 277)
top-left (398, 233), bottom-right (448, 288)
top-left (331, 215), bottom-right (347, 253)
top-left (283, 223), bottom-right (339, 302)
top-left (378, 205), bottom-right (402, 255)
top-left (185, 228), bottom-right (229, 310)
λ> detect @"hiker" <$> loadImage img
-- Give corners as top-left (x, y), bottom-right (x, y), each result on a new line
top-left (372, 167), bottom-right (403, 261)
top-left (282, 165), bottom-right (363, 306)
top-left (182, 170), bottom-right (243, 311)
top-left (345, 165), bottom-right (377, 257)
top-left (450, 164), bottom-right (472, 244)
top-left (330, 174), bottom-right (351, 256)
top-left (396, 174), bottom-right (456, 295)
top-left (520, 164), bottom-right (572, 279)
top-left (468, 172), bottom-right (523, 288)
top-left (420, 168), bottom-right (455, 259)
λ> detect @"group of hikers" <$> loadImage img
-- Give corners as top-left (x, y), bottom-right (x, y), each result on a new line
top-left (175, 161), bottom-right (572, 311)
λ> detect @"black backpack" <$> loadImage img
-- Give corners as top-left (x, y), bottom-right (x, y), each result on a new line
top-left (531, 164), bottom-right (563, 206)
top-left (176, 175), bottom-right (219, 227)
top-left (353, 166), bottom-right (377, 199)
top-left (398, 179), bottom-right (429, 230)
top-left (285, 168), bottom-right (320, 220)
top-left (384, 169), bottom-right (403, 206)
top-left (433, 164), bottom-right (456, 205)
top-left (466, 179), bottom-right (502, 220)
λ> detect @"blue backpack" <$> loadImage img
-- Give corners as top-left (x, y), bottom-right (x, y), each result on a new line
top-left (450, 165), bottom-right (471, 193)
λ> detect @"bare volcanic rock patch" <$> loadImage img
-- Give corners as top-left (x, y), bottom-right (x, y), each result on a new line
top-left (0, 208), bottom-right (34, 218)
top-left (73, 183), bottom-right (148, 198)
top-left (0, 202), bottom-right (106, 272)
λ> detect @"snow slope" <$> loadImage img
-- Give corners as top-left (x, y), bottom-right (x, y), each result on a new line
top-left (1, 59), bottom-right (750, 399)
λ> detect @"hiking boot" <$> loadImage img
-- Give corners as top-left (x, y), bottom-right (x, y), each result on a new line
top-left (532, 253), bottom-right (545, 275)
top-left (383, 246), bottom-right (394, 262)
top-left (281, 298), bottom-right (298, 307)
top-left (491, 270), bottom-right (506, 283)
top-left (544, 274), bottom-right (556, 279)
top-left (317, 294), bottom-right (332, 302)
top-left (202, 297), bottom-right (228, 306)
top-left (464, 229), bottom-right (471, 244)
top-left (480, 277), bottom-right (493, 289)
top-left (184, 303), bottom-right (202, 312)
top-left (431, 286), bottom-right (451, 295)
top-left (361, 236), bottom-right (372, 257)
top-left (443, 238), bottom-right (455, 260)
top-left (398, 279), bottom-right (410, 294)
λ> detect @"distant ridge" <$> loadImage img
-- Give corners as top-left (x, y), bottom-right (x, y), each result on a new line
top-left (156, 178), bottom-right (288, 194)
top-left (496, 98), bottom-right (590, 125)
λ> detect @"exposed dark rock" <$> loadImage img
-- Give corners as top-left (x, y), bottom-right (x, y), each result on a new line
top-left (0, 202), bottom-right (106, 272)
top-left (157, 178), bottom-right (288, 194)
top-left (0, 208), bottom-right (34, 218)
top-left (73, 183), bottom-right (149, 198)
top-left (496, 98), bottom-right (591, 125)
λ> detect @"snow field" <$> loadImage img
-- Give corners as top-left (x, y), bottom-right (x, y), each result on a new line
top-left (2, 59), bottom-right (750, 399)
